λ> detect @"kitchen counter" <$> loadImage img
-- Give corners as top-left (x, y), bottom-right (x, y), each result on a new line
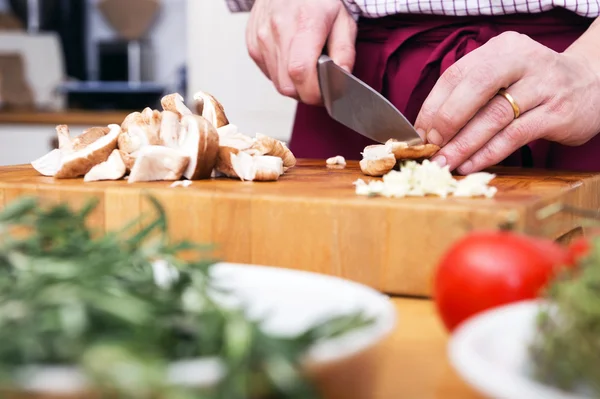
top-left (0, 110), bottom-right (131, 126)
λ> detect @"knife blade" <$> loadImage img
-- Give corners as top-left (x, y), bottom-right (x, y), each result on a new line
top-left (317, 54), bottom-right (423, 146)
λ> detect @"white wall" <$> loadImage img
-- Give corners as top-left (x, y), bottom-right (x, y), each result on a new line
top-left (86, 0), bottom-right (187, 89)
top-left (186, 1), bottom-right (296, 142)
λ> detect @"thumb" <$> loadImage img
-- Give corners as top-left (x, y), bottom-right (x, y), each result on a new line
top-left (327, 8), bottom-right (357, 73)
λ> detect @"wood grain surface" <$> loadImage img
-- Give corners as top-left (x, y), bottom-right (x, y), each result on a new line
top-left (0, 160), bottom-right (599, 296)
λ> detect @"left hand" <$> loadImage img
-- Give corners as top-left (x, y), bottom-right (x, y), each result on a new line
top-left (413, 31), bottom-right (600, 175)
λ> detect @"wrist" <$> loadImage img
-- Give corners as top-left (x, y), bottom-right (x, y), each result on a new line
top-left (564, 18), bottom-right (600, 74)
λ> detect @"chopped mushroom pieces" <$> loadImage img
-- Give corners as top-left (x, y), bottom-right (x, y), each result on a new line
top-left (326, 155), bottom-right (346, 168)
top-left (354, 160), bottom-right (497, 198)
top-left (29, 91), bottom-right (298, 184)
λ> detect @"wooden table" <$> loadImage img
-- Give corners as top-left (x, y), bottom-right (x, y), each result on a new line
top-left (0, 110), bottom-right (131, 126)
top-left (375, 297), bottom-right (482, 399)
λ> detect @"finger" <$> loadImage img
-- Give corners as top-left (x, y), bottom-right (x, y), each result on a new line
top-left (428, 59), bottom-right (528, 146)
top-left (246, 13), bottom-right (269, 78)
top-left (256, 25), bottom-right (281, 89)
top-left (287, 8), bottom-right (334, 105)
top-left (327, 8), bottom-right (357, 74)
top-left (455, 107), bottom-right (549, 175)
top-left (414, 35), bottom-right (527, 142)
top-left (431, 78), bottom-right (543, 170)
top-left (271, 14), bottom-right (300, 99)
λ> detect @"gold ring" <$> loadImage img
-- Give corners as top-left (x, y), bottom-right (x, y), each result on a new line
top-left (497, 88), bottom-right (520, 119)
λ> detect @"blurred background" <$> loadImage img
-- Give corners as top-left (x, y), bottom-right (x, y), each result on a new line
top-left (0, 0), bottom-right (296, 166)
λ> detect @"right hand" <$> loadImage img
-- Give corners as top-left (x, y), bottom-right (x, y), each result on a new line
top-left (246, 0), bottom-right (357, 105)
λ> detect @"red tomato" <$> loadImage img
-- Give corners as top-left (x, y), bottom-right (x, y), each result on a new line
top-left (433, 231), bottom-right (574, 333)
top-left (567, 236), bottom-right (592, 264)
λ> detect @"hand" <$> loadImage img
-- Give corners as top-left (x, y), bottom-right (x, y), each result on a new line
top-left (246, 0), bottom-right (357, 104)
top-left (413, 31), bottom-right (600, 175)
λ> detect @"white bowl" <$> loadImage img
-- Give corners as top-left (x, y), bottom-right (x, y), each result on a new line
top-left (14, 262), bottom-right (397, 394)
top-left (449, 300), bottom-right (594, 399)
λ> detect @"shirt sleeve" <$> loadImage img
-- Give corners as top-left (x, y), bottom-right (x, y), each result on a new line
top-left (223, 0), bottom-right (368, 20)
top-left (224, 0), bottom-right (254, 12)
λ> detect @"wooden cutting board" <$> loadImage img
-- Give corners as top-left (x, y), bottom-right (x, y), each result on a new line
top-left (0, 160), bottom-right (598, 297)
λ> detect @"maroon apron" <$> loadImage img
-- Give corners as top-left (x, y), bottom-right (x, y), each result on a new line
top-left (288, 9), bottom-right (598, 171)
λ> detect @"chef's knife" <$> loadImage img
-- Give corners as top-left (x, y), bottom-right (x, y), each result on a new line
top-left (317, 54), bottom-right (423, 146)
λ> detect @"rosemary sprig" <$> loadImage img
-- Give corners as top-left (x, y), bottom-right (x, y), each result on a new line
top-left (529, 203), bottom-right (600, 396)
top-left (0, 196), bottom-right (373, 399)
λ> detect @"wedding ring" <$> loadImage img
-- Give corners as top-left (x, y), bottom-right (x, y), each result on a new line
top-left (497, 88), bottom-right (521, 119)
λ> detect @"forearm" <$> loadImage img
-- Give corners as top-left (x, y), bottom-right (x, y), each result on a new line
top-left (565, 17), bottom-right (600, 72)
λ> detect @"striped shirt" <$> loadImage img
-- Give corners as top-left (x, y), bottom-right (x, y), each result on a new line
top-left (225, 0), bottom-right (600, 18)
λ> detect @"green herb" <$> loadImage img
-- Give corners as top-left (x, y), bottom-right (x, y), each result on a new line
top-left (529, 233), bottom-right (600, 396)
top-left (0, 196), bottom-right (373, 399)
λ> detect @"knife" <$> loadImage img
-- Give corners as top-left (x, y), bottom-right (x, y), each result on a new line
top-left (317, 55), bottom-right (423, 146)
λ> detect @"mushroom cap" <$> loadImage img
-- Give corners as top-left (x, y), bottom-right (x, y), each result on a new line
top-left (251, 133), bottom-right (296, 171)
top-left (72, 127), bottom-right (110, 151)
top-left (121, 112), bottom-right (143, 132)
top-left (84, 149), bottom-right (127, 182)
top-left (55, 124), bottom-right (121, 179)
top-left (194, 90), bottom-right (229, 128)
top-left (128, 145), bottom-right (190, 183)
top-left (386, 139), bottom-right (440, 160)
top-left (179, 114), bottom-right (220, 180)
top-left (215, 146), bottom-right (240, 178)
top-left (359, 155), bottom-right (397, 177)
top-left (161, 93), bottom-right (193, 119)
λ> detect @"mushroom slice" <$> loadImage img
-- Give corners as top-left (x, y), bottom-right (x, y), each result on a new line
top-left (117, 113), bottom-right (158, 154)
top-left (216, 124), bottom-right (239, 138)
top-left (386, 139), bottom-right (440, 160)
top-left (159, 110), bottom-right (182, 149)
top-left (128, 145), bottom-right (190, 183)
top-left (119, 149), bottom-right (137, 172)
top-left (72, 127), bottom-right (110, 151)
top-left (161, 93), bottom-right (193, 119)
top-left (84, 149), bottom-right (127, 182)
top-left (251, 133), bottom-right (296, 171)
top-left (121, 111), bottom-right (142, 132)
top-left (230, 151), bottom-right (283, 182)
top-left (326, 155), bottom-right (346, 168)
top-left (178, 115), bottom-right (219, 180)
top-left (56, 124), bottom-right (74, 152)
top-left (31, 149), bottom-right (61, 176)
top-left (359, 144), bottom-right (397, 177)
top-left (141, 107), bottom-right (163, 144)
top-left (194, 90), bottom-right (229, 128)
top-left (215, 146), bottom-right (240, 178)
top-left (55, 124), bottom-right (121, 179)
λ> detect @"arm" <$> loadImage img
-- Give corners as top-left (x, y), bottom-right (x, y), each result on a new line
top-left (224, 0), bottom-right (362, 19)
top-left (564, 17), bottom-right (600, 74)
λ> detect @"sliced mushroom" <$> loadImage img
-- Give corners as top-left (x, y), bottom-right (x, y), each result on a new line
top-left (178, 115), bottom-right (220, 180)
top-left (117, 112), bottom-right (160, 154)
top-left (251, 133), bottom-right (296, 171)
top-left (194, 90), bottom-right (229, 128)
top-left (326, 155), bottom-right (346, 169)
top-left (121, 112), bottom-right (142, 132)
top-left (141, 107), bottom-right (162, 144)
top-left (119, 149), bottom-right (137, 172)
top-left (386, 139), bottom-right (440, 160)
top-left (359, 144), bottom-right (397, 177)
top-left (72, 127), bottom-right (110, 151)
top-left (159, 110), bottom-right (181, 149)
top-left (215, 146), bottom-right (240, 178)
top-left (31, 148), bottom-right (61, 176)
top-left (55, 124), bottom-right (121, 179)
top-left (128, 145), bottom-right (190, 183)
top-left (230, 151), bottom-right (283, 182)
top-left (161, 93), bottom-right (193, 119)
top-left (84, 149), bottom-right (127, 182)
